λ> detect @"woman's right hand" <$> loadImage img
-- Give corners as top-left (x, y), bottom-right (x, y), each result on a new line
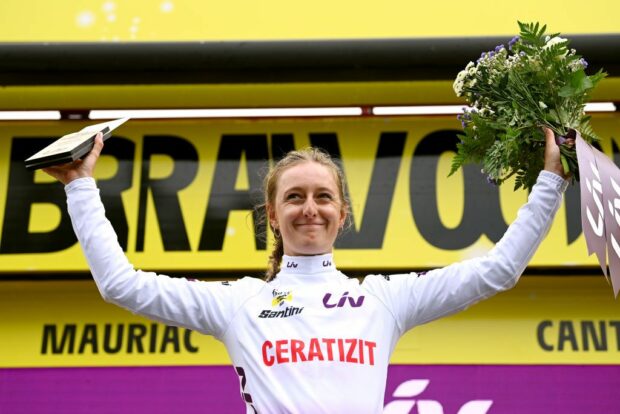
top-left (42, 132), bottom-right (104, 185)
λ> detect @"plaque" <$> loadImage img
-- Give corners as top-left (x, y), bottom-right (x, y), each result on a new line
top-left (24, 118), bottom-right (129, 170)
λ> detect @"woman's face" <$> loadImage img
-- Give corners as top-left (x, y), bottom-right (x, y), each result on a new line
top-left (268, 161), bottom-right (347, 256)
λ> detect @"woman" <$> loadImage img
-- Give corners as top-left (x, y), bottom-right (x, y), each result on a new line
top-left (44, 128), bottom-right (569, 413)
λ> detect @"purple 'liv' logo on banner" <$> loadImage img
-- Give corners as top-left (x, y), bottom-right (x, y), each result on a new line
top-left (383, 379), bottom-right (492, 414)
top-left (2, 364), bottom-right (619, 413)
top-left (383, 365), bottom-right (620, 414)
top-left (576, 131), bottom-right (620, 297)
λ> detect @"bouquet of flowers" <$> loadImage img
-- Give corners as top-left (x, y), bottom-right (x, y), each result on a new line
top-left (450, 22), bottom-right (607, 190)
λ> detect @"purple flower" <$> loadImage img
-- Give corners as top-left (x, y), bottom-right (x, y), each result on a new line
top-left (519, 51), bottom-right (526, 57)
top-left (580, 58), bottom-right (588, 68)
top-left (508, 36), bottom-right (519, 50)
top-left (488, 51), bottom-right (495, 58)
top-left (495, 45), bottom-right (504, 53)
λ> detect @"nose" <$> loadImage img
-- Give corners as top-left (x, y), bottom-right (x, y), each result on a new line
top-left (302, 198), bottom-right (318, 218)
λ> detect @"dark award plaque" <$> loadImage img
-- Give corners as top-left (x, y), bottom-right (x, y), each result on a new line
top-left (24, 118), bottom-right (129, 170)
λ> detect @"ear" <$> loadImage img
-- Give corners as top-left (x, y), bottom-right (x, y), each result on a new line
top-left (339, 203), bottom-right (348, 229)
top-left (266, 203), bottom-right (278, 230)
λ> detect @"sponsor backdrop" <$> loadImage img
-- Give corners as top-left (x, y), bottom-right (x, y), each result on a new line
top-left (1, 276), bottom-right (618, 412)
top-left (1, 278), bottom-right (618, 368)
top-left (1, 116), bottom-right (619, 413)
top-left (2, 365), bottom-right (618, 413)
top-left (2, 115), bottom-right (620, 274)
top-left (2, 2), bottom-right (618, 412)
top-left (0, 0), bottom-right (618, 41)
top-left (2, 80), bottom-right (619, 112)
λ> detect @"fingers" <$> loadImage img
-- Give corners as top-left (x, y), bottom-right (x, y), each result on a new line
top-left (41, 165), bottom-right (70, 184)
top-left (81, 133), bottom-right (104, 167)
top-left (543, 127), bottom-right (576, 148)
top-left (542, 127), bottom-right (556, 147)
top-left (41, 167), bottom-right (56, 178)
top-left (42, 164), bottom-right (65, 177)
top-left (90, 132), bottom-right (104, 158)
top-left (38, 132), bottom-right (104, 185)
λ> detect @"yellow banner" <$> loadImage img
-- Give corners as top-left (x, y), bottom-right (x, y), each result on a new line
top-left (0, 280), bottom-right (228, 368)
top-left (0, 276), bottom-right (617, 368)
top-left (2, 79), bottom-right (619, 110)
top-left (1, 116), bottom-right (620, 273)
top-left (0, 0), bottom-right (618, 41)
top-left (393, 276), bottom-right (620, 364)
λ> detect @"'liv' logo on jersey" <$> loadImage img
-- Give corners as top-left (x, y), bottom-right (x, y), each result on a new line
top-left (286, 262), bottom-right (298, 268)
top-left (322, 260), bottom-right (332, 267)
top-left (323, 292), bottom-right (365, 308)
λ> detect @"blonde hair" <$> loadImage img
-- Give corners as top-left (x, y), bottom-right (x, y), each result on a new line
top-left (262, 148), bottom-right (349, 281)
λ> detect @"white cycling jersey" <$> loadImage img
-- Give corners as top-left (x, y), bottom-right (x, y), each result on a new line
top-left (65, 170), bottom-right (567, 414)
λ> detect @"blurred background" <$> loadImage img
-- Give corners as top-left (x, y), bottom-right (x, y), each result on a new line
top-left (0, 1), bottom-right (618, 412)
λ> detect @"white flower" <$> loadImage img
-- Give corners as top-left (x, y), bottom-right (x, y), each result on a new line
top-left (453, 79), bottom-right (465, 96)
top-left (453, 69), bottom-right (469, 96)
top-left (543, 36), bottom-right (567, 49)
top-left (479, 108), bottom-right (495, 116)
top-left (455, 69), bottom-right (467, 81)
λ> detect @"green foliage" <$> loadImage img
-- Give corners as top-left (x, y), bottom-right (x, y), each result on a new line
top-left (451, 21), bottom-right (607, 190)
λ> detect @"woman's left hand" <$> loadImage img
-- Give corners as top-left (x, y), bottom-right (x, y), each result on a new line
top-left (543, 127), bottom-right (573, 180)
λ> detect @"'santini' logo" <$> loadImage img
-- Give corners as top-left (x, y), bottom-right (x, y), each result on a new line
top-left (323, 292), bottom-right (364, 308)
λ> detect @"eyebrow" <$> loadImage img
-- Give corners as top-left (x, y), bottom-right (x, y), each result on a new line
top-left (282, 186), bottom-right (336, 194)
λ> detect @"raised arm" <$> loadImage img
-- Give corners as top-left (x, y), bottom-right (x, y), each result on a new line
top-left (45, 134), bottom-right (257, 338)
top-left (363, 128), bottom-right (570, 333)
